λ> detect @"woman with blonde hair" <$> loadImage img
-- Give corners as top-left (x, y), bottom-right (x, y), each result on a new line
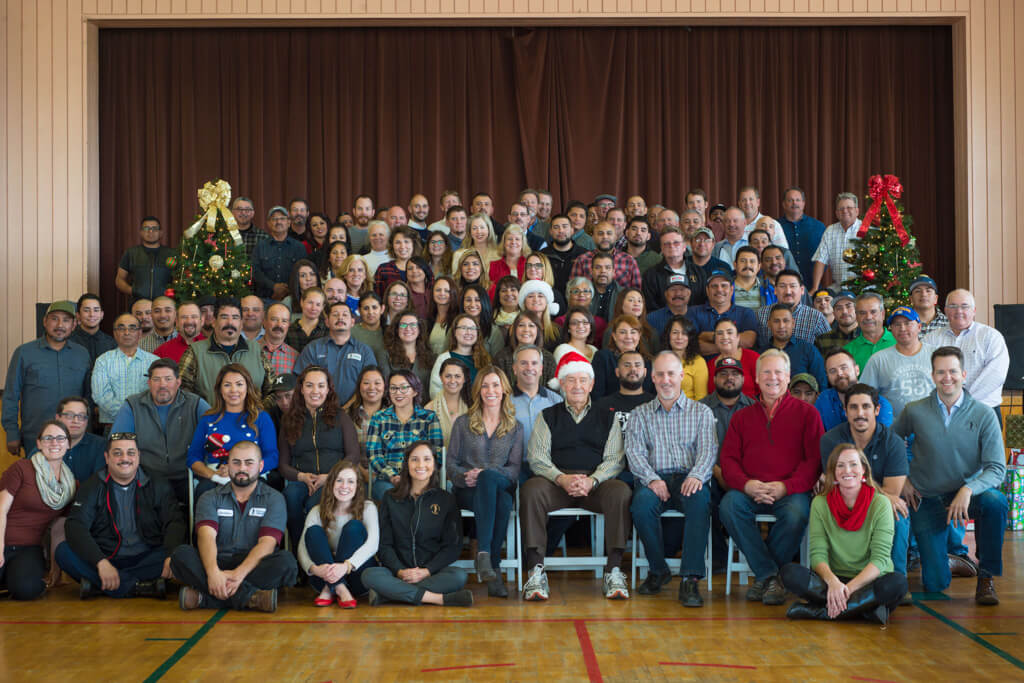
top-left (488, 224), bottom-right (531, 284)
top-left (521, 252), bottom-right (567, 314)
top-left (517, 279), bottom-right (561, 349)
top-left (447, 367), bottom-right (524, 597)
top-left (453, 248), bottom-right (491, 293)
top-left (339, 254), bottom-right (373, 302)
top-left (453, 213), bottom-right (498, 270)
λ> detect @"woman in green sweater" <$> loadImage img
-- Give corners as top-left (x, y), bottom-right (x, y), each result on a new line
top-left (781, 443), bottom-right (908, 624)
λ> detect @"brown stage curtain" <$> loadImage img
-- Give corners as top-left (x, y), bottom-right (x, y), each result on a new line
top-left (99, 26), bottom-right (953, 313)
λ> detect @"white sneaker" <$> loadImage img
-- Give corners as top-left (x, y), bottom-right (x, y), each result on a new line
top-left (604, 567), bottom-right (629, 600)
top-left (523, 564), bottom-right (549, 601)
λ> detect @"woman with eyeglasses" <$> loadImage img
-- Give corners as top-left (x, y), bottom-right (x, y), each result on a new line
top-left (0, 420), bottom-right (76, 599)
top-left (557, 277), bottom-right (607, 343)
top-left (342, 366), bottom-right (387, 462)
top-left (285, 286), bottom-right (328, 353)
top-left (458, 284), bottom-right (504, 358)
top-left (427, 276), bottom-right (459, 356)
top-left (362, 441), bottom-right (472, 607)
top-left (447, 367), bottom-right (524, 598)
top-left (557, 306), bottom-right (599, 362)
top-left (592, 314), bottom-right (655, 399)
top-left (365, 370), bottom-right (442, 501)
top-left (660, 315), bottom-right (708, 400)
top-left (186, 364), bottom-right (278, 498)
top-left (278, 366), bottom-right (361, 546)
top-left (381, 280), bottom-right (412, 329)
top-left (522, 252), bottom-right (568, 317)
top-left (424, 357), bottom-right (472, 449)
top-left (422, 230), bottom-right (454, 277)
top-left (381, 312), bottom-right (435, 391)
top-left (492, 312), bottom-right (556, 386)
top-left (428, 313), bottom-right (492, 399)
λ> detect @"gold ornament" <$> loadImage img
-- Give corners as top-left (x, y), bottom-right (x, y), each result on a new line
top-left (868, 244), bottom-right (879, 256)
top-left (209, 254), bottom-right (225, 271)
top-left (842, 248), bottom-right (856, 264)
top-left (231, 269), bottom-right (241, 279)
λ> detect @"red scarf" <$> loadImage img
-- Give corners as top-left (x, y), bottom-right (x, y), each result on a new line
top-left (826, 484), bottom-right (875, 531)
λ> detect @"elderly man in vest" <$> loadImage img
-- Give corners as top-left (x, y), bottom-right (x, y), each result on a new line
top-left (111, 358), bottom-right (210, 506)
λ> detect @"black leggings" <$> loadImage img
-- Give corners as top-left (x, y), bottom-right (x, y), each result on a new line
top-left (1, 546), bottom-right (47, 600)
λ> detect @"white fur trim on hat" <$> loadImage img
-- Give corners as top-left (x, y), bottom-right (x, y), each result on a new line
top-left (518, 279), bottom-right (559, 317)
top-left (548, 343), bottom-right (593, 390)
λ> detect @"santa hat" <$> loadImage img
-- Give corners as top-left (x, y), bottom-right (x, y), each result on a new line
top-left (548, 343), bottom-right (594, 391)
top-left (518, 280), bottom-right (559, 317)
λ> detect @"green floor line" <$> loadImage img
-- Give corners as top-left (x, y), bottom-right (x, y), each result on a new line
top-left (913, 601), bottom-right (1024, 671)
top-left (142, 609), bottom-right (227, 682)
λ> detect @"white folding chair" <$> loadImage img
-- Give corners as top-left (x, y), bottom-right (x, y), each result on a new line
top-left (630, 511), bottom-right (713, 591)
top-left (725, 513), bottom-right (809, 595)
top-left (515, 487), bottom-right (606, 590)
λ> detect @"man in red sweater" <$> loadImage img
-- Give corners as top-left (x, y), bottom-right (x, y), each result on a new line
top-left (719, 348), bottom-right (824, 605)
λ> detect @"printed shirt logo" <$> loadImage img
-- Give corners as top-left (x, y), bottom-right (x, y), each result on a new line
top-left (430, 503), bottom-right (440, 515)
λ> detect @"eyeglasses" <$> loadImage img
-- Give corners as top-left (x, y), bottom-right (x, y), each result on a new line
top-left (946, 304), bottom-right (973, 311)
top-left (389, 385), bottom-right (413, 394)
top-left (398, 322), bottom-right (418, 330)
top-left (140, 226), bottom-right (161, 232)
top-left (455, 325), bottom-right (478, 332)
top-left (525, 263), bottom-right (544, 271)
top-left (389, 293), bottom-right (409, 300)
top-left (569, 320), bottom-right (591, 327)
top-left (40, 434), bottom-right (68, 443)
top-left (569, 289), bottom-right (592, 296)
top-left (233, 207), bottom-right (255, 213)
top-left (114, 324), bottom-right (140, 332)
top-left (59, 412), bottom-right (89, 422)
top-left (109, 432), bottom-right (137, 441)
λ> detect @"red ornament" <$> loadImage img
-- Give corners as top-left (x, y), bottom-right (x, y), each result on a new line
top-left (164, 288), bottom-right (176, 298)
top-left (886, 279), bottom-right (899, 290)
top-left (908, 261), bottom-right (922, 268)
top-left (862, 269), bottom-right (876, 281)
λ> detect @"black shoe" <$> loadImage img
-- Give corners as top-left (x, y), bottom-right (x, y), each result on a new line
top-left (907, 553), bottom-right (921, 572)
top-left (678, 577), bottom-right (704, 608)
top-left (79, 579), bottom-right (101, 600)
top-left (133, 578), bottom-right (167, 599)
top-left (442, 589), bottom-right (475, 607)
top-left (638, 571), bottom-right (672, 595)
top-left (746, 578), bottom-right (767, 602)
top-left (835, 584), bottom-right (888, 624)
top-left (368, 589), bottom-right (385, 607)
top-left (786, 601), bottom-right (829, 620)
top-left (475, 552), bottom-right (497, 583)
top-left (487, 578), bottom-right (509, 598)
top-left (762, 576), bottom-right (786, 605)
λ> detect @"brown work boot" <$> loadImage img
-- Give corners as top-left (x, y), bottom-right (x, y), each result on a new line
top-left (247, 588), bottom-right (278, 613)
top-left (948, 554), bottom-right (978, 578)
top-left (975, 576), bottom-right (999, 606)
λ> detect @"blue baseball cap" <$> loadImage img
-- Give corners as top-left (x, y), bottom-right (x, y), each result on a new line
top-left (887, 306), bottom-right (921, 326)
top-left (706, 269), bottom-right (733, 284)
top-left (909, 275), bottom-right (938, 294)
top-left (834, 290), bottom-right (856, 304)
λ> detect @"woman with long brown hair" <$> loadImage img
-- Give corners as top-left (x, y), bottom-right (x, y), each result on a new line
top-left (591, 314), bottom-right (655, 398)
top-left (342, 365), bottom-right (387, 462)
top-left (278, 366), bottom-right (360, 546)
top-left (492, 312), bottom-right (556, 387)
top-left (424, 357), bottom-right (472, 449)
top-left (427, 275), bottom-right (459, 355)
top-left (284, 286), bottom-right (328, 352)
top-left (660, 315), bottom-right (707, 400)
top-left (297, 460), bottom-right (378, 608)
top-left (186, 364), bottom-right (278, 497)
top-left (428, 313), bottom-right (492, 399)
top-left (422, 229), bottom-right (454, 277)
top-left (447, 367), bottom-right (523, 598)
top-left (381, 312), bottom-right (435, 390)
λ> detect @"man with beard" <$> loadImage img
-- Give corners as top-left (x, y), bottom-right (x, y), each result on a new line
top-left (815, 348), bottom-right (893, 431)
top-left (572, 221), bottom-right (641, 291)
top-left (819, 383), bottom-right (910, 576)
top-left (627, 352), bottom-right (717, 605)
top-left (132, 299), bottom-right (154, 336)
top-left (57, 433), bottom-right (185, 600)
top-left (646, 276), bottom-right (692, 337)
top-left (288, 198), bottom-right (310, 241)
top-left (69, 293), bottom-right (115, 363)
top-left (564, 200), bottom-right (596, 251)
top-left (623, 216), bottom-right (659, 274)
top-left (155, 301), bottom-right (206, 363)
top-left (322, 278), bottom-right (348, 306)
top-left (111, 358), bottom-right (210, 506)
top-left (178, 297), bottom-right (276, 405)
top-left (349, 194), bottom-right (376, 254)
top-left (407, 193), bottom-right (430, 235)
top-left (4, 301), bottom-right (91, 454)
top-left (642, 227), bottom-right (705, 310)
top-left (115, 216), bottom-right (176, 302)
top-left (814, 290), bottom-right (859, 356)
top-left (260, 303), bottom-right (299, 377)
top-left (240, 295), bottom-right (265, 341)
top-left (294, 302), bottom-right (376, 405)
top-left (541, 214), bottom-right (588, 294)
top-left (141, 296), bottom-right (178, 352)
top-left (758, 245), bottom-right (789, 301)
top-left (171, 441), bottom-right (297, 612)
top-left (594, 351), bottom-right (655, 487)
top-left (589, 253), bottom-right (621, 322)
top-left (251, 206), bottom-right (307, 300)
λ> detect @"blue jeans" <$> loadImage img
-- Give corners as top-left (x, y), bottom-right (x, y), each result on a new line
top-left (631, 473), bottom-right (711, 578)
top-left (371, 479), bottom-right (395, 501)
top-left (303, 520), bottom-right (376, 596)
top-left (283, 481), bottom-right (325, 546)
top-left (891, 513), bottom-right (910, 575)
top-left (719, 490), bottom-right (811, 582)
top-left (56, 543), bottom-right (167, 597)
top-left (910, 488), bottom-right (1007, 592)
top-left (453, 470), bottom-right (514, 570)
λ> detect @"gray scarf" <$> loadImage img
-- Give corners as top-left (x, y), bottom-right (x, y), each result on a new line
top-left (30, 452), bottom-right (76, 510)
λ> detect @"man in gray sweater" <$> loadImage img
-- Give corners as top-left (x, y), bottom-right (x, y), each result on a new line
top-left (893, 346), bottom-right (1007, 604)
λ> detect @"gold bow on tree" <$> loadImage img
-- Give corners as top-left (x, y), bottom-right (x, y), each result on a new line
top-left (184, 179), bottom-right (243, 246)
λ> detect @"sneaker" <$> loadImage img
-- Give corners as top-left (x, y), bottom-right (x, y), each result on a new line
top-left (522, 564), bottom-right (549, 601)
top-left (637, 571), bottom-right (672, 595)
top-left (487, 578), bottom-right (509, 598)
top-left (762, 575), bottom-right (786, 605)
top-left (603, 567), bottom-right (629, 600)
top-left (746, 578), bottom-right (767, 602)
top-left (475, 552), bottom-right (497, 583)
top-left (678, 577), bottom-right (704, 608)
top-left (178, 586), bottom-right (203, 610)
top-left (442, 589), bottom-right (475, 607)
top-left (246, 588), bottom-right (278, 613)
top-left (368, 588), bottom-right (385, 607)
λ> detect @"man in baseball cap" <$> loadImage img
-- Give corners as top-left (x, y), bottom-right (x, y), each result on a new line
top-left (908, 275), bottom-right (947, 335)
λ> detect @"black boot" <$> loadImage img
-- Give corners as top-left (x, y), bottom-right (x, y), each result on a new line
top-left (786, 601), bottom-right (829, 620)
top-left (133, 578), bottom-right (167, 599)
top-left (802, 573), bottom-right (830, 603)
top-left (835, 585), bottom-right (889, 625)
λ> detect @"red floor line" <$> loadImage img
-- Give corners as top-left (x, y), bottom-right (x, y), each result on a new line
top-left (850, 677), bottom-right (898, 683)
top-left (420, 663), bottom-right (515, 673)
top-left (660, 662), bottom-right (758, 670)
top-left (574, 619), bottom-right (603, 683)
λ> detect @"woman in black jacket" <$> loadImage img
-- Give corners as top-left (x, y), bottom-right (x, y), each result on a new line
top-left (361, 441), bottom-right (473, 607)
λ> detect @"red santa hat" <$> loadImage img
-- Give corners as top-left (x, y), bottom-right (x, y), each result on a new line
top-left (548, 343), bottom-right (594, 391)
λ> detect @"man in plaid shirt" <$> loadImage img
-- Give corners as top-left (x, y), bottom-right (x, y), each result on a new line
top-left (570, 221), bottom-right (641, 290)
top-left (909, 275), bottom-right (949, 337)
top-left (756, 270), bottom-right (829, 348)
top-left (260, 303), bottom-right (298, 377)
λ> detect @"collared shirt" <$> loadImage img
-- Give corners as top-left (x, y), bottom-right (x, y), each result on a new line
top-left (250, 237), bottom-right (307, 298)
top-left (923, 322), bottom-right (1010, 408)
top-left (819, 422), bottom-right (908, 480)
top-left (712, 238), bottom-right (748, 266)
top-left (293, 334), bottom-right (376, 405)
top-left (261, 339), bottom-right (299, 377)
top-left (812, 220), bottom-right (862, 286)
top-left (843, 330), bottom-right (897, 373)
top-left (3, 338), bottom-right (91, 446)
top-left (733, 279), bottom-right (763, 310)
top-left (699, 392), bottom-right (757, 450)
top-left (815, 323), bottom-right (858, 357)
top-left (936, 390), bottom-right (966, 428)
top-left (511, 386), bottom-right (562, 444)
top-left (570, 250), bottom-right (641, 290)
top-left (195, 480), bottom-right (287, 555)
top-left (91, 347), bottom-right (160, 423)
top-left (815, 387), bottom-right (894, 432)
top-left (687, 302), bottom-right (759, 336)
top-left (526, 399), bottom-right (624, 484)
top-left (743, 213), bottom-right (790, 249)
top-left (918, 310), bottom-right (949, 337)
top-left (756, 302), bottom-right (830, 347)
top-left (624, 394), bottom-right (718, 486)
top-left (140, 330), bottom-right (177, 353)
top-left (154, 333), bottom-right (205, 363)
top-left (69, 327), bottom-right (116, 364)
top-left (365, 405), bottom-right (443, 480)
top-left (238, 225), bottom-right (270, 256)
top-left (778, 214), bottom-right (826, 284)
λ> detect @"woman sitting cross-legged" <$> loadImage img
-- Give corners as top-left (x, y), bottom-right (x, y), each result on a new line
top-left (361, 441), bottom-right (474, 607)
top-left (447, 367), bottom-right (524, 598)
top-left (297, 461), bottom-right (378, 608)
top-left (781, 443), bottom-right (908, 625)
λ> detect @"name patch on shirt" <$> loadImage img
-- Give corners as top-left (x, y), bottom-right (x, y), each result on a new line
top-left (216, 508), bottom-right (234, 517)
top-left (346, 353), bottom-right (362, 361)
top-left (249, 507), bottom-right (267, 518)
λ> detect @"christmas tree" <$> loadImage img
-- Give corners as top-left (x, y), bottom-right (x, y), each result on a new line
top-left (168, 179), bottom-right (252, 301)
top-left (841, 174), bottom-right (924, 311)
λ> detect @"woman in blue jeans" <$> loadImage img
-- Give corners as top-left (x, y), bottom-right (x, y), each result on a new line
top-left (297, 460), bottom-right (378, 608)
top-left (278, 367), bottom-right (361, 546)
top-left (362, 442), bottom-right (473, 607)
top-left (447, 367), bottom-right (524, 598)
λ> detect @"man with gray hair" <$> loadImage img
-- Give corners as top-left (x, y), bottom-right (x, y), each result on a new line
top-left (811, 192), bottom-right (861, 291)
top-left (844, 291), bottom-right (896, 371)
top-left (230, 195), bottom-right (268, 256)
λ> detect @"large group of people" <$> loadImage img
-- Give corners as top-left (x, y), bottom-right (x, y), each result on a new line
top-left (0, 187), bottom-right (1012, 624)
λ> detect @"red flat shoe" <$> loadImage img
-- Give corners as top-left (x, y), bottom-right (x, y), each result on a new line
top-left (337, 598), bottom-right (357, 609)
top-left (314, 597), bottom-right (334, 607)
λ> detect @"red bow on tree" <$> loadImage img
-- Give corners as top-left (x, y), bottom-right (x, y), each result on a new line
top-left (858, 174), bottom-right (910, 246)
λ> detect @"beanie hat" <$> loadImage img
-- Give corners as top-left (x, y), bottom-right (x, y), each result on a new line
top-left (548, 343), bottom-right (594, 391)
top-left (518, 279), bottom-right (560, 316)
